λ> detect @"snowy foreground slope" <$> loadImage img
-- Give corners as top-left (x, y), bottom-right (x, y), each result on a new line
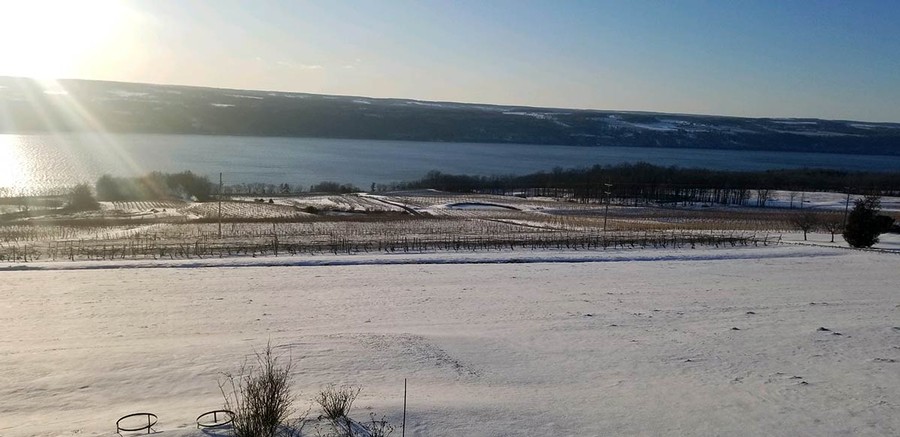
top-left (1, 246), bottom-right (898, 436)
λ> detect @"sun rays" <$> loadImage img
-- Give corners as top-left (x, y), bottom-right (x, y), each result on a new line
top-left (0, 78), bottom-right (147, 195)
top-left (0, 1), bottom-right (150, 194)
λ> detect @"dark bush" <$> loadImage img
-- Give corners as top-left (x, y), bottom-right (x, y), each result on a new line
top-left (66, 184), bottom-right (100, 211)
top-left (95, 171), bottom-right (213, 201)
top-left (843, 196), bottom-right (886, 248)
top-left (310, 181), bottom-right (361, 193)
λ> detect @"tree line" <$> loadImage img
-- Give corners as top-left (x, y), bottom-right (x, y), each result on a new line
top-left (64, 163), bottom-right (900, 206)
top-left (95, 171), bottom-right (213, 201)
top-left (93, 173), bottom-right (365, 200)
top-left (392, 163), bottom-right (900, 205)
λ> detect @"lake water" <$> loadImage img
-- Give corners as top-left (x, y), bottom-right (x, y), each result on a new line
top-left (2, 133), bottom-right (900, 195)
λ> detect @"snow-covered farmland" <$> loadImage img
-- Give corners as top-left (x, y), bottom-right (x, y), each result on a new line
top-left (1, 245), bottom-right (898, 436)
top-left (763, 190), bottom-right (900, 213)
top-left (99, 201), bottom-right (190, 219)
top-left (182, 200), bottom-right (304, 220)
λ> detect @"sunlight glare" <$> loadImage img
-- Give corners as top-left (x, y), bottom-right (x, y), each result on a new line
top-left (0, 1), bottom-right (134, 78)
top-left (0, 135), bottom-right (27, 194)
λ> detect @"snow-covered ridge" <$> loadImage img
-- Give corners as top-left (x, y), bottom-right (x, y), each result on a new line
top-left (109, 89), bottom-right (151, 98)
top-left (225, 94), bottom-right (264, 100)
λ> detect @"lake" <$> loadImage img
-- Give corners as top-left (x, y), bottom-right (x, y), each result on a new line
top-left (2, 133), bottom-right (900, 195)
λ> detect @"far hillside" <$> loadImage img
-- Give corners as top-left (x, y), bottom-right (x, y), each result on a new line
top-left (2, 76), bottom-right (900, 155)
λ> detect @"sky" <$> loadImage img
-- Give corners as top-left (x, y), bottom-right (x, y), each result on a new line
top-left (1, 0), bottom-right (899, 122)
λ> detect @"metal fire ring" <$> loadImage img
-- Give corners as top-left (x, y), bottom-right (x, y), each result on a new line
top-left (196, 409), bottom-right (235, 429)
top-left (116, 412), bottom-right (158, 434)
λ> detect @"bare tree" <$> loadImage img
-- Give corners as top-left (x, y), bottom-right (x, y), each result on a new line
top-left (820, 213), bottom-right (843, 243)
top-left (756, 189), bottom-right (771, 207)
top-left (788, 191), bottom-right (798, 209)
top-left (791, 211), bottom-right (820, 241)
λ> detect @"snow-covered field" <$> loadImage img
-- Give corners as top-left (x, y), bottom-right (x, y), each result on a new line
top-left (1, 245), bottom-right (899, 436)
top-left (781, 231), bottom-right (900, 252)
top-left (765, 191), bottom-right (900, 212)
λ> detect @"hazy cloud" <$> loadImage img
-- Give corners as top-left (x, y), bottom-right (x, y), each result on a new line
top-left (341, 58), bottom-right (363, 70)
top-left (274, 60), bottom-right (324, 70)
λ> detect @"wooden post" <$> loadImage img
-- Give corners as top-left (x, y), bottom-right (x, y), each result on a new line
top-left (218, 172), bottom-right (223, 238)
top-left (603, 182), bottom-right (612, 231)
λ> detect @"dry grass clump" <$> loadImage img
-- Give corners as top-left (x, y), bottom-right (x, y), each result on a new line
top-left (219, 342), bottom-right (296, 437)
top-left (316, 384), bottom-right (360, 421)
top-left (314, 385), bottom-right (396, 437)
top-left (217, 342), bottom-right (396, 437)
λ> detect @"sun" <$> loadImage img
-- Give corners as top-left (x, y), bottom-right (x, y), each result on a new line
top-left (0, 1), bottom-right (133, 78)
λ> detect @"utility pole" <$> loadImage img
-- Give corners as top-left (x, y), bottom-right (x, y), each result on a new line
top-left (842, 187), bottom-right (851, 227)
top-left (218, 172), bottom-right (223, 239)
top-left (603, 182), bottom-right (612, 231)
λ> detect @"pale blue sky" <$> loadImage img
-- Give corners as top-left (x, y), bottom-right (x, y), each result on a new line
top-left (3, 0), bottom-right (899, 121)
